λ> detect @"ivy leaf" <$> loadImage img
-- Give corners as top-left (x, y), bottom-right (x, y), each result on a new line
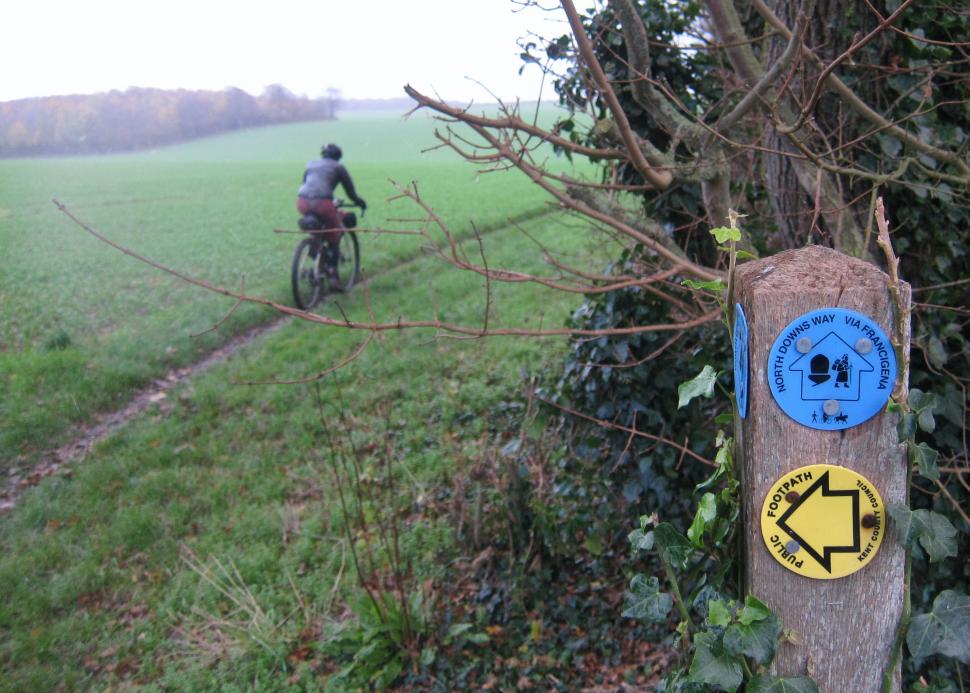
top-left (908, 441), bottom-right (940, 481)
top-left (612, 340), bottom-right (631, 363)
top-left (654, 522), bottom-right (694, 570)
top-left (420, 646), bottom-right (436, 667)
top-left (688, 631), bottom-right (743, 691)
top-left (927, 336), bottom-right (948, 369)
top-left (909, 388), bottom-right (938, 434)
top-left (896, 411), bottom-right (916, 441)
top-left (710, 226), bottom-right (742, 244)
top-left (878, 134), bottom-right (903, 157)
top-left (738, 595), bottom-right (773, 625)
top-left (889, 502), bottom-right (914, 544)
top-left (622, 574), bottom-right (673, 622)
top-left (714, 411), bottom-right (734, 426)
top-left (747, 674), bottom-right (820, 693)
top-left (909, 388), bottom-right (936, 411)
top-left (907, 590), bottom-right (970, 665)
top-left (917, 408), bottom-right (936, 434)
top-left (629, 514), bottom-right (656, 553)
top-left (628, 527), bottom-right (655, 553)
top-left (914, 511), bottom-right (958, 563)
top-left (707, 599), bottom-right (733, 628)
top-left (445, 622), bottom-right (474, 642)
top-left (678, 365), bottom-right (719, 409)
top-left (682, 278), bottom-right (726, 293)
top-left (687, 492), bottom-right (718, 548)
top-left (723, 611), bottom-right (781, 665)
top-left (888, 504), bottom-right (958, 562)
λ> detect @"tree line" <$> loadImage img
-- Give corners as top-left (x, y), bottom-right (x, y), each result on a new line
top-left (0, 85), bottom-right (339, 157)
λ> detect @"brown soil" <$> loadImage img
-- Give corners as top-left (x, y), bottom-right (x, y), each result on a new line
top-left (0, 316), bottom-right (289, 513)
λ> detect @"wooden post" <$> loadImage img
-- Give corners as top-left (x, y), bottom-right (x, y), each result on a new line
top-left (735, 246), bottom-right (910, 691)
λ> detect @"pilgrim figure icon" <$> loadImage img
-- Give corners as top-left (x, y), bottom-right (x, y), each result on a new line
top-left (832, 354), bottom-right (851, 388)
top-left (789, 333), bottom-right (873, 402)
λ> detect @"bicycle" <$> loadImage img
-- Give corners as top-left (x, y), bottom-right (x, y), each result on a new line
top-left (290, 200), bottom-right (361, 310)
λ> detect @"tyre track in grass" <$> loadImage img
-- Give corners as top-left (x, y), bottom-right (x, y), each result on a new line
top-left (0, 205), bottom-right (555, 513)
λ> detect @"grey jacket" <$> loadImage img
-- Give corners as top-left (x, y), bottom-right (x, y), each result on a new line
top-left (298, 157), bottom-right (363, 204)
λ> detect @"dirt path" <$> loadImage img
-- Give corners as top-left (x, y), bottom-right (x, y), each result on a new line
top-left (0, 315), bottom-right (290, 513)
top-left (0, 206), bottom-right (556, 514)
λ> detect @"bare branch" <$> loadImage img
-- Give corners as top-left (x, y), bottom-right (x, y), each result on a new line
top-left (777, 0), bottom-right (917, 135)
top-left (560, 0), bottom-right (674, 189)
top-left (273, 227), bottom-right (422, 236)
top-left (875, 196), bottom-right (910, 404)
top-left (751, 0), bottom-right (970, 175)
top-left (609, 0), bottom-right (705, 145)
top-left (430, 119), bottom-right (722, 281)
top-left (532, 391), bottom-right (715, 467)
top-left (404, 85), bottom-right (631, 164)
top-left (55, 199), bottom-right (719, 340)
top-left (237, 333), bottom-right (377, 386)
top-left (706, 0), bottom-right (769, 88)
top-left (192, 276), bottom-right (246, 338)
top-left (715, 11), bottom-right (806, 133)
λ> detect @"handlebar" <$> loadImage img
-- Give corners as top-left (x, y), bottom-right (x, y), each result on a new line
top-left (335, 199), bottom-right (365, 218)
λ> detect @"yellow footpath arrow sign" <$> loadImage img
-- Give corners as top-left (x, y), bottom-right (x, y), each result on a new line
top-left (759, 463), bottom-right (884, 579)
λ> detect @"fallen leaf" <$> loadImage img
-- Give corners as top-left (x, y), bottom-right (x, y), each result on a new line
top-left (288, 645), bottom-right (313, 663)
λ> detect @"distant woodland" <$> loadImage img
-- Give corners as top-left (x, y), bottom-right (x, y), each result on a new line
top-left (0, 85), bottom-right (340, 157)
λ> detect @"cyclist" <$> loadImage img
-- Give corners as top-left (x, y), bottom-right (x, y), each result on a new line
top-left (296, 143), bottom-right (367, 279)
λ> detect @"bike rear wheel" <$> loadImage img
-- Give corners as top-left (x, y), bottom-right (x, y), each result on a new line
top-left (291, 237), bottom-right (323, 309)
top-left (330, 231), bottom-right (360, 293)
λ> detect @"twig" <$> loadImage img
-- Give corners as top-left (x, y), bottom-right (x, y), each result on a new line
top-left (192, 276), bottom-right (246, 337)
top-left (54, 199), bottom-right (719, 339)
top-left (578, 331), bottom-right (685, 370)
top-left (273, 227), bottom-right (422, 236)
top-left (912, 277), bottom-right (970, 293)
top-left (560, 0), bottom-right (673, 189)
top-left (532, 392), bottom-right (714, 467)
top-left (874, 197), bottom-right (910, 403)
top-left (779, 0), bottom-right (916, 134)
top-left (934, 479), bottom-right (970, 526)
top-left (236, 332), bottom-right (376, 386)
top-left (751, 0), bottom-right (970, 175)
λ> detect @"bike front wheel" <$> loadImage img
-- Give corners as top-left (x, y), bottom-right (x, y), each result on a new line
top-left (291, 237), bottom-right (323, 309)
top-left (330, 231), bottom-right (360, 293)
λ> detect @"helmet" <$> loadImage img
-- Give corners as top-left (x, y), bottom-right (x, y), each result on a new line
top-left (321, 143), bottom-right (342, 160)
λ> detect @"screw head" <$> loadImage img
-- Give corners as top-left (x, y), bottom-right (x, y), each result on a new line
top-left (785, 491), bottom-right (800, 503)
top-left (856, 338), bottom-right (873, 354)
top-left (862, 514), bottom-right (877, 529)
top-left (785, 540), bottom-right (801, 554)
top-left (823, 399), bottom-right (840, 416)
top-left (796, 337), bottom-right (813, 354)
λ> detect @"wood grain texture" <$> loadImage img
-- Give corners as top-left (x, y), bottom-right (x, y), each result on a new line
top-left (735, 246), bottom-right (910, 692)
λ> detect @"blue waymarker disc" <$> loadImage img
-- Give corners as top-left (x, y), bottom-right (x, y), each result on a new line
top-left (734, 304), bottom-right (749, 419)
top-left (767, 308), bottom-right (896, 430)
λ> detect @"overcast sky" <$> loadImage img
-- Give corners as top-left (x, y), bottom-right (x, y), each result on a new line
top-left (0, 0), bottom-right (566, 104)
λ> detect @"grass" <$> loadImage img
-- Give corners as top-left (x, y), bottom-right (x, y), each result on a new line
top-left (0, 210), bottom-right (606, 689)
top-left (0, 110), bottom-right (586, 468)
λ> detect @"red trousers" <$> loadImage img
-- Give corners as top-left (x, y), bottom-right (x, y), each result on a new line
top-left (297, 197), bottom-right (341, 242)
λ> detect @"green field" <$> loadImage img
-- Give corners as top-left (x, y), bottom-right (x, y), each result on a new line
top-left (0, 113), bottom-right (621, 689)
top-left (0, 111), bottom-right (579, 468)
top-left (0, 216), bottom-right (603, 689)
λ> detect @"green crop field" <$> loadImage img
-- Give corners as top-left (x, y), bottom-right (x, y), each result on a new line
top-left (0, 110), bottom-right (613, 689)
top-left (0, 110), bottom-right (587, 468)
